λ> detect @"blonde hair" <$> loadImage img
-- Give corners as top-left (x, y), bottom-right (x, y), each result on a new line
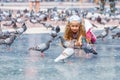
top-left (64, 22), bottom-right (86, 41)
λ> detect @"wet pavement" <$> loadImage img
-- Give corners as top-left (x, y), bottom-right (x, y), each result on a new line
top-left (0, 29), bottom-right (120, 80)
top-left (0, 1), bottom-right (120, 80)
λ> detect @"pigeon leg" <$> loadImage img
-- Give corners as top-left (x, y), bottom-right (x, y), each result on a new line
top-left (67, 61), bottom-right (73, 64)
top-left (62, 59), bottom-right (73, 64)
top-left (102, 38), bottom-right (105, 41)
top-left (62, 59), bottom-right (66, 63)
top-left (6, 47), bottom-right (12, 51)
top-left (85, 53), bottom-right (92, 59)
top-left (16, 34), bottom-right (22, 39)
top-left (40, 52), bottom-right (45, 58)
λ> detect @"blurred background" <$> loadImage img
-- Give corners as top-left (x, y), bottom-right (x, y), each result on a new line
top-left (0, 0), bottom-right (119, 3)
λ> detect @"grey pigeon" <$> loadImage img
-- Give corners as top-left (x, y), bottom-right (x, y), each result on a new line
top-left (50, 25), bottom-right (60, 39)
top-left (58, 36), bottom-right (80, 49)
top-left (81, 37), bottom-right (97, 55)
top-left (97, 27), bottom-right (110, 40)
top-left (97, 25), bottom-right (118, 40)
top-left (0, 33), bottom-right (17, 48)
top-left (112, 32), bottom-right (120, 39)
top-left (14, 23), bottom-right (27, 35)
top-left (40, 22), bottom-right (53, 29)
top-left (29, 40), bottom-right (52, 57)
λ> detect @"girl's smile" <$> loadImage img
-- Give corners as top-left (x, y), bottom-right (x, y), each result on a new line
top-left (70, 21), bottom-right (80, 33)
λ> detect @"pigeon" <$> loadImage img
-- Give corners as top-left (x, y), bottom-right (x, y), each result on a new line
top-left (3, 10), bottom-right (12, 20)
top-left (3, 21), bottom-right (13, 26)
top-left (29, 40), bottom-right (52, 57)
top-left (101, 17), bottom-right (110, 25)
top-left (12, 22), bottom-right (18, 29)
top-left (0, 30), bottom-right (11, 39)
top-left (109, 25), bottom-right (118, 31)
top-left (96, 16), bottom-right (101, 24)
top-left (97, 25), bottom-right (118, 40)
top-left (54, 47), bottom-right (74, 62)
top-left (58, 36), bottom-right (80, 49)
top-left (38, 14), bottom-right (48, 22)
top-left (40, 22), bottom-right (53, 29)
top-left (94, 7), bottom-right (100, 11)
top-left (3, 18), bottom-right (16, 26)
top-left (50, 30), bottom-right (58, 39)
top-left (81, 37), bottom-right (98, 55)
top-left (51, 25), bottom-right (60, 33)
top-left (29, 17), bottom-right (38, 24)
top-left (16, 17), bottom-right (28, 23)
top-left (91, 23), bottom-right (98, 28)
top-left (59, 12), bottom-right (67, 22)
top-left (97, 27), bottom-right (110, 40)
top-left (50, 25), bottom-right (60, 39)
top-left (58, 36), bottom-right (71, 48)
top-left (16, 10), bottom-right (23, 18)
top-left (23, 9), bottom-right (29, 14)
top-left (14, 23), bottom-right (27, 35)
top-left (0, 15), bottom-right (2, 22)
top-left (112, 32), bottom-right (120, 39)
top-left (0, 33), bottom-right (17, 48)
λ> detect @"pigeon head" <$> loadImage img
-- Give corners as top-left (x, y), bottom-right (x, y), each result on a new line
top-left (22, 23), bottom-right (27, 31)
top-left (55, 26), bottom-right (60, 33)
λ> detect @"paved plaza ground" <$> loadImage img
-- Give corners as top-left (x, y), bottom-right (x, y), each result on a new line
top-left (0, 2), bottom-right (120, 80)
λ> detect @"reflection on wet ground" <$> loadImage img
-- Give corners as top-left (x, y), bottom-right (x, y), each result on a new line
top-left (0, 31), bottom-right (120, 80)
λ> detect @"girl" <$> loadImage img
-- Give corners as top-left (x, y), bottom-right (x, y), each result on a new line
top-left (83, 18), bottom-right (97, 44)
top-left (54, 15), bottom-right (97, 62)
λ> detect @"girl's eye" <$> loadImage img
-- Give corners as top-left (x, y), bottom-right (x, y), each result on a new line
top-left (71, 25), bottom-right (79, 27)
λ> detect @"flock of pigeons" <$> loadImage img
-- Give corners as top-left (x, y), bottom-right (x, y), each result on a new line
top-left (0, 6), bottom-right (120, 62)
top-left (0, 22), bottom-right (27, 50)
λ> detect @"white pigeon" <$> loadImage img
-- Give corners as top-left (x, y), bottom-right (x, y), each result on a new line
top-left (54, 48), bottom-right (74, 62)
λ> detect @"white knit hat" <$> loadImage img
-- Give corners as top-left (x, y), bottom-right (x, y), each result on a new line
top-left (69, 15), bottom-right (81, 23)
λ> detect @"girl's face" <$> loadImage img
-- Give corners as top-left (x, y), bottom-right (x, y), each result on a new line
top-left (70, 21), bottom-right (80, 33)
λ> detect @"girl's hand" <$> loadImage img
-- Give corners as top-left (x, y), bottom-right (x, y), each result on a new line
top-left (75, 41), bottom-right (82, 46)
